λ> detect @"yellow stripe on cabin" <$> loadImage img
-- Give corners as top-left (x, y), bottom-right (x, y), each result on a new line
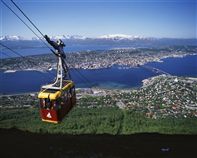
top-left (41, 119), bottom-right (59, 124)
top-left (38, 80), bottom-right (74, 100)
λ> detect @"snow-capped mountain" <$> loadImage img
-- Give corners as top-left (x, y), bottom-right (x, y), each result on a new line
top-left (0, 34), bottom-right (196, 49)
top-left (1, 34), bottom-right (193, 42)
top-left (50, 34), bottom-right (145, 40)
top-left (0, 35), bottom-right (87, 41)
top-left (50, 35), bottom-right (87, 40)
top-left (0, 35), bottom-right (25, 41)
top-left (97, 34), bottom-right (145, 40)
top-left (0, 34), bottom-right (148, 41)
top-left (31, 37), bottom-right (40, 40)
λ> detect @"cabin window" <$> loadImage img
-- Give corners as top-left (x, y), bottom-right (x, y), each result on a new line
top-left (45, 98), bottom-right (51, 109)
top-left (59, 91), bottom-right (68, 105)
top-left (40, 99), bottom-right (44, 108)
top-left (40, 98), bottom-right (58, 110)
top-left (51, 100), bottom-right (60, 110)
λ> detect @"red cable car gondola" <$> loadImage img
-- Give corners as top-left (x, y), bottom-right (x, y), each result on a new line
top-left (38, 36), bottom-right (76, 123)
top-left (38, 80), bottom-right (76, 123)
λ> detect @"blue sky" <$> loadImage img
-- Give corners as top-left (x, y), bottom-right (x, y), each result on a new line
top-left (0, 0), bottom-right (196, 38)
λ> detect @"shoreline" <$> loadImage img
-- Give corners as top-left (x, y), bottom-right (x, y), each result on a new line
top-left (1, 75), bottom-right (197, 97)
top-left (1, 53), bottom-right (196, 72)
top-left (1, 54), bottom-right (196, 96)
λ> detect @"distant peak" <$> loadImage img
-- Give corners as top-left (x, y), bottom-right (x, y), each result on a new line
top-left (0, 35), bottom-right (25, 41)
top-left (0, 35), bottom-right (87, 41)
top-left (97, 34), bottom-right (143, 40)
top-left (50, 35), bottom-right (87, 40)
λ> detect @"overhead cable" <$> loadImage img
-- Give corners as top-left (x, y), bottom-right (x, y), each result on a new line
top-left (1, 0), bottom-right (56, 55)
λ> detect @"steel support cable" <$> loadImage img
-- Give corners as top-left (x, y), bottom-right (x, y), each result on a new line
top-left (0, 0), bottom-right (42, 46)
top-left (4, 0), bottom-right (93, 88)
top-left (10, 0), bottom-right (45, 38)
top-left (0, 51), bottom-right (24, 71)
top-left (60, 56), bottom-right (92, 87)
top-left (61, 58), bottom-right (71, 79)
top-left (10, 0), bottom-right (52, 48)
top-left (0, 51), bottom-right (24, 70)
top-left (72, 68), bottom-right (93, 88)
top-left (0, 51), bottom-right (13, 58)
top-left (0, 42), bottom-right (41, 67)
top-left (0, 0), bottom-right (56, 77)
top-left (0, 42), bottom-right (55, 78)
top-left (1, 0), bottom-right (56, 55)
top-left (61, 58), bottom-right (92, 87)
top-left (0, 43), bottom-right (26, 58)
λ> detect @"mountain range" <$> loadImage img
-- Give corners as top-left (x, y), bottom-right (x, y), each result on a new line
top-left (0, 34), bottom-right (154, 41)
top-left (0, 35), bottom-right (25, 41)
top-left (1, 34), bottom-right (196, 48)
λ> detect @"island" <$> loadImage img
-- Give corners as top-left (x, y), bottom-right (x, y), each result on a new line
top-left (1, 46), bottom-right (197, 71)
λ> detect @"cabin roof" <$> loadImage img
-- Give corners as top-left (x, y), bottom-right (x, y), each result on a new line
top-left (38, 80), bottom-right (74, 100)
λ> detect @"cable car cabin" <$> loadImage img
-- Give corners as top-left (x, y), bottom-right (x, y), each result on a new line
top-left (38, 80), bottom-right (76, 123)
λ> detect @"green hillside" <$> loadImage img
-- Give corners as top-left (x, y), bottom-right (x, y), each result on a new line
top-left (1, 107), bottom-right (197, 135)
top-left (1, 76), bottom-right (197, 135)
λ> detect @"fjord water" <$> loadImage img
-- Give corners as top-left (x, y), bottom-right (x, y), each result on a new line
top-left (0, 55), bottom-right (196, 95)
top-left (1, 39), bottom-right (197, 58)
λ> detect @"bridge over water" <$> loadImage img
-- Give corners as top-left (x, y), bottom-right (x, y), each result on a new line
top-left (138, 65), bottom-right (171, 76)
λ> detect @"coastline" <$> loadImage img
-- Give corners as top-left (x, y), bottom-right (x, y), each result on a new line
top-left (1, 53), bottom-right (197, 72)
top-left (0, 53), bottom-right (196, 95)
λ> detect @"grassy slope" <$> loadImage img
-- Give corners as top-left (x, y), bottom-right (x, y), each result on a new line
top-left (0, 107), bottom-right (197, 135)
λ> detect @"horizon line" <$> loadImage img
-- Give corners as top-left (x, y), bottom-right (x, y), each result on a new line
top-left (1, 34), bottom-right (197, 40)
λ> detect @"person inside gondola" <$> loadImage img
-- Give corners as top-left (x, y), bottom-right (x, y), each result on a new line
top-left (44, 35), bottom-right (66, 59)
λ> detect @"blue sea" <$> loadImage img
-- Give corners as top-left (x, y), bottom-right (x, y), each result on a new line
top-left (0, 55), bottom-right (196, 95)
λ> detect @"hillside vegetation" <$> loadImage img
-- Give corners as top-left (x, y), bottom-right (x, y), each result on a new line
top-left (0, 107), bottom-right (197, 135)
top-left (1, 75), bottom-right (197, 135)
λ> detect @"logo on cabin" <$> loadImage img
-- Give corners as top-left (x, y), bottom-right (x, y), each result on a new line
top-left (46, 112), bottom-right (52, 118)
